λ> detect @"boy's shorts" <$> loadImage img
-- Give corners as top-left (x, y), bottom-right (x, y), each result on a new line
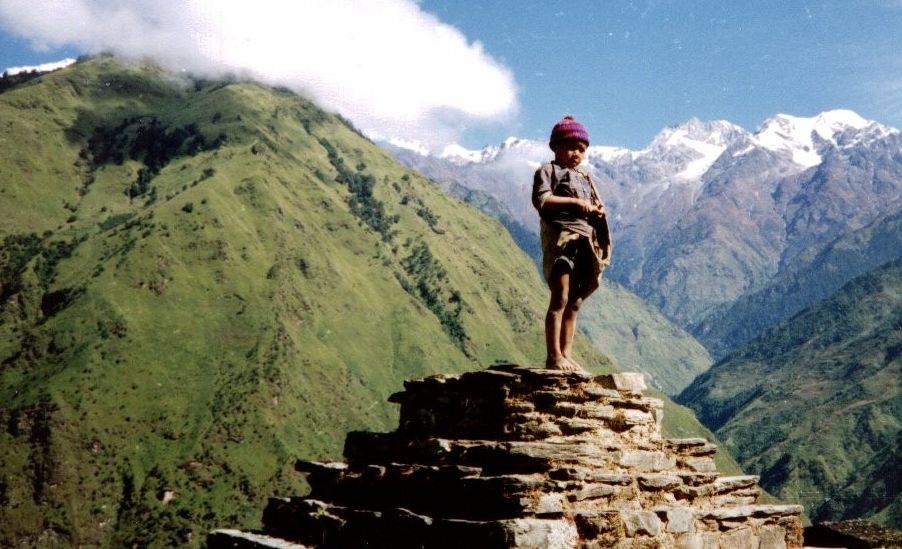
top-left (541, 222), bottom-right (603, 300)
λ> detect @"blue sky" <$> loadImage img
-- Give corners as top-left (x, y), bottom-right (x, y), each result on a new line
top-left (420, 0), bottom-right (902, 148)
top-left (0, 35), bottom-right (76, 76)
top-left (2, 1), bottom-right (901, 150)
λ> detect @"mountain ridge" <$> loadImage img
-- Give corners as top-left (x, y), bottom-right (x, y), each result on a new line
top-left (694, 208), bottom-right (902, 356)
top-left (407, 109), bottom-right (898, 174)
top-left (676, 258), bottom-right (902, 528)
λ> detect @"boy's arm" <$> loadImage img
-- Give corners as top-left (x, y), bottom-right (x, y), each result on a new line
top-left (538, 193), bottom-right (605, 217)
top-left (533, 165), bottom-right (605, 218)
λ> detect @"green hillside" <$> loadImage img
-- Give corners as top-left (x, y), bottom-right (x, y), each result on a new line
top-left (579, 279), bottom-right (713, 395)
top-left (678, 258), bottom-right (902, 528)
top-left (0, 57), bottom-right (734, 547)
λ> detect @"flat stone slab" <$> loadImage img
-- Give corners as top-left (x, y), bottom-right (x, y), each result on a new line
top-left (207, 529), bottom-right (311, 548)
top-left (621, 509), bottom-right (663, 537)
top-left (714, 475), bottom-right (761, 493)
top-left (637, 474), bottom-right (682, 490)
top-left (294, 460), bottom-right (348, 473)
top-left (666, 438), bottom-right (718, 456)
top-left (488, 363), bottom-right (592, 381)
top-left (617, 449), bottom-right (676, 471)
top-left (264, 498), bottom-right (581, 549)
top-left (595, 372), bottom-right (647, 393)
top-left (701, 504), bottom-right (805, 520)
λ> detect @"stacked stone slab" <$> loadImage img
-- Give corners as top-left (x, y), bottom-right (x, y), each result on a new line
top-left (208, 365), bottom-right (804, 548)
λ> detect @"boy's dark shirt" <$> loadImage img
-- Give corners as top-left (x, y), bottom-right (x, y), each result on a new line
top-left (532, 162), bottom-right (596, 237)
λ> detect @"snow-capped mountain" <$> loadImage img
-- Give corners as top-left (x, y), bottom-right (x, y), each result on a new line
top-left (439, 137), bottom-right (548, 166)
top-left (381, 109), bottom-right (902, 357)
top-left (755, 109), bottom-right (898, 168)
top-left (413, 109), bottom-right (897, 175)
top-left (636, 118), bottom-right (749, 180)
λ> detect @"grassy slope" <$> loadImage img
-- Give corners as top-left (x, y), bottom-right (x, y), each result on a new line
top-left (579, 279), bottom-right (713, 395)
top-left (0, 57), bottom-right (734, 547)
top-left (678, 259), bottom-right (902, 527)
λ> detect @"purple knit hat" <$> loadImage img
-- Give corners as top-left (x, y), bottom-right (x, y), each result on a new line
top-left (549, 115), bottom-right (590, 150)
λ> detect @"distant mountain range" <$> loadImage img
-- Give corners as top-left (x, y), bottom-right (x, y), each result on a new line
top-left (384, 109), bottom-right (902, 359)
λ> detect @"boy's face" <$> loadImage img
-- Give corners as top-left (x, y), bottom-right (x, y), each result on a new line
top-left (553, 139), bottom-right (588, 169)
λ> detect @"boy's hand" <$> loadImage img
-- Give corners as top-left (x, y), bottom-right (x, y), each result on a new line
top-left (575, 199), bottom-right (605, 218)
top-left (573, 199), bottom-right (593, 214)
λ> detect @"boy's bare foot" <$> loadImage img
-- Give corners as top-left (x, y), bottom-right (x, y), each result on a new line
top-left (546, 356), bottom-right (586, 372)
top-left (563, 356), bottom-right (585, 372)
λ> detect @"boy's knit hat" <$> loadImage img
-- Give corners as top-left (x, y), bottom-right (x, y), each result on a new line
top-left (549, 115), bottom-right (590, 150)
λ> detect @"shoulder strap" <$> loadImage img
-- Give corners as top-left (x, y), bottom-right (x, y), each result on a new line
top-left (545, 163), bottom-right (560, 194)
top-left (583, 169), bottom-right (603, 207)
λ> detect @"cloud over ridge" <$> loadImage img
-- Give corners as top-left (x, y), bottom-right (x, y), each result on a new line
top-left (0, 0), bottom-right (518, 146)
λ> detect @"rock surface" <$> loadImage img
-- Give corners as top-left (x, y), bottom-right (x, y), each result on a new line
top-left (208, 365), bottom-right (804, 548)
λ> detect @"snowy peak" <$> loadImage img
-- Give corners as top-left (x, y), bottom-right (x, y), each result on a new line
top-left (439, 137), bottom-right (548, 166)
top-left (642, 118), bottom-right (749, 180)
top-left (439, 143), bottom-right (489, 164)
top-left (586, 145), bottom-right (633, 163)
top-left (754, 109), bottom-right (898, 168)
top-left (649, 118), bottom-right (747, 150)
top-left (381, 109), bottom-right (899, 177)
top-left (439, 137), bottom-right (635, 168)
top-left (385, 137), bottom-right (431, 157)
top-left (812, 109), bottom-right (870, 134)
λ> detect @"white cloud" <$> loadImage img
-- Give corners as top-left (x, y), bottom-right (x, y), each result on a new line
top-left (0, 0), bottom-right (518, 148)
top-left (5, 57), bottom-right (76, 75)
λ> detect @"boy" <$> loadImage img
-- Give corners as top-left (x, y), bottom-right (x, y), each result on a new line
top-left (532, 116), bottom-right (612, 372)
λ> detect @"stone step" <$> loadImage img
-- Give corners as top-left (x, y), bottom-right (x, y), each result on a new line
top-left (713, 475), bottom-right (760, 492)
top-left (711, 475), bottom-right (763, 506)
top-left (393, 399), bottom-right (664, 441)
top-left (700, 503), bottom-right (805, 521)
top-left (575, 506), bottom-right (806, 548)
top-left (262, 498), bottom-right (579, 549)
top-left (666, 438), bottom-right (719, 457)
top-left (696, 504), bottom-right (806, 547)
top-left (207, 529), bottom-right (311, 548)
top-left (342, 432), bottom-right (719, 478)
top-left (390, 367), bottom-right (663, 441)
top-left (295, 462), bottom-right (555, 519)
top-left (295, 461), bottom-right (640, 518)
top-left (677, 526), bottom-right (802, 549)
top-left (343, 433), bottom-right (629, 472)
top-left (663, 438), bottom-right (720, 475)
top-left (258, 497), bottom-right (804, 549)
top-left (294, 460), bottom-right (763, 520)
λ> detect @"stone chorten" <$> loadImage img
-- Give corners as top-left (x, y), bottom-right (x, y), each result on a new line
top-left (208, 365), bottom-right (805, 548)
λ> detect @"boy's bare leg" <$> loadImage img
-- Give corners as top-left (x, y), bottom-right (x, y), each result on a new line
top-left (545, 270), bottom-right (567, 365)
top-left (545, 270), bottom-right (581, 371)
top-left (560, 298), bottom-right (581, 367)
